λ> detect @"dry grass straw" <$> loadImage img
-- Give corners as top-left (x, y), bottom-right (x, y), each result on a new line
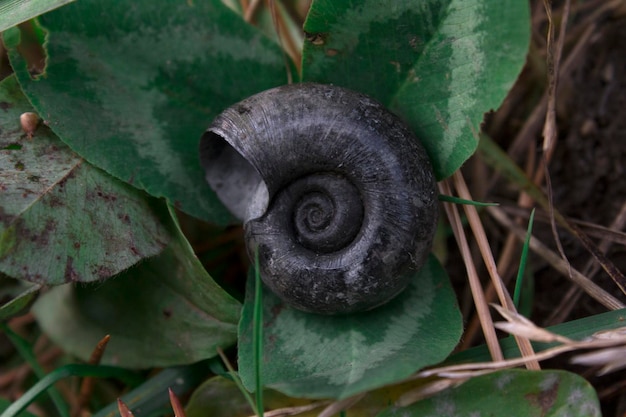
top-left (251, 402), bottom-right (329, 417)
top-left (452, 172), bottom-right (539, 369)
top-left (392, 313), bottom-right (626, 408)
top-left (547, 201), bottom-right (626, 324)
top-left (439, 180), bottom-right (503, 362)
top-left (488, 206), bottom-right (624, 311)
top-left (417, 310), bottom-right (626, 381)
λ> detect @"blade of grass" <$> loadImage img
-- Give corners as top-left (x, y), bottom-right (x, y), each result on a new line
top-left (0, 323), bottom-right (69, 417)
top-left (438, 194), bottom-right (499, 207)
top-left (0, 0), bottom-right (76, 32)
top-left (0, 400), bottom-right (36, 417)
top-left (253, 250), bottom-right (264, 417)
top-left (0, 364), bottom-right (142, 417)
top-left (0, 284), bottom-right (40, 321)
top-left (216, 348), bottom-right (257, 414)
top-left (514, 209), bottom-right (535, 308)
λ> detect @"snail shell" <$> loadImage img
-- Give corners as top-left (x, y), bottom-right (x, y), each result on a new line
top-left (200, 83), bottom-right (437, 315)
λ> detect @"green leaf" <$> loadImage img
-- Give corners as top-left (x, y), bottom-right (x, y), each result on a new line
top-left (185, 376), bottom-right (315, 417)
top-left (0, 278), bottom-right (40, 320)
top-left (302, 0), bottom-right (530, 179)
top-left (0, 0), bottom-right (76, 32)
top-left (0, 75), bottom-right (171, 284)
top-left (378, 369), bottom-right (600, 417)
top-left (252, 251), bottom-right (264, 415)
top-left (238, 255), bottom-right (462, 399)
top-left (32, 207), bottom-right (241, 368)
top-left (185, 375), bottom-right (429, 417)
top-left (186, 376), bottom-right (258, 417)
top-left (6, 0), bottom-right (293, 224)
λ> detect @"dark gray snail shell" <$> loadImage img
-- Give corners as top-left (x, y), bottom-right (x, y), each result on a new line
top-left (199, 83), bottom-right (437, 315)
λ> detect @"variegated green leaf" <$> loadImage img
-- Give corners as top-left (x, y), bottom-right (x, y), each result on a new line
top-left (0, 75), bottom-right (170, 284)
top-left (302, 0), bottom-right (530, 179)
top-left (239, 255), bottom-right (462, 399)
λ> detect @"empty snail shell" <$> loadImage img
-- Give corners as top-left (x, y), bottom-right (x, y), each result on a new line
top-left (200, 83), bottom-right (437, 315)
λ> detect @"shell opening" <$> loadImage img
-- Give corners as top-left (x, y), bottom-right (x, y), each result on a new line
top-left (201, 132), bottom-right (268, 221)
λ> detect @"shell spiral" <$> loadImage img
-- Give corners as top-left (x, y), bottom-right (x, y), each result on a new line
top-left (200, 83), bottom-right (437, 314)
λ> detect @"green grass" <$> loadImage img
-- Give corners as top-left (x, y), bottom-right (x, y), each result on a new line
top-left (253, 250), bottom-right (264, 417)
top-left (514, 208), bottom-right (535, 309)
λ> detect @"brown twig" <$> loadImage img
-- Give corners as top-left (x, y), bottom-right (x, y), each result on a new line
top-left (73, 335), bottom-right (111, 417)
top-left (168, 388), bottom-right (186, 417)
top-left (244, 0), bottom-right (263, 22)
top-left (117, 398), bottom-right (135, 417)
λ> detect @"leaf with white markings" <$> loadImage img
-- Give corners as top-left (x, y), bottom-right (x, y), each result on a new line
top-left (5, 0), bottom-right (292, 224)
top-left (238, 256), bottom-right (462, 399)
top-left (302, 0), bottom-right (530, 179)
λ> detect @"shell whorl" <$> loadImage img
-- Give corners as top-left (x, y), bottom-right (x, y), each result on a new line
top-left (200, 83), bottom-right (437, 314)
